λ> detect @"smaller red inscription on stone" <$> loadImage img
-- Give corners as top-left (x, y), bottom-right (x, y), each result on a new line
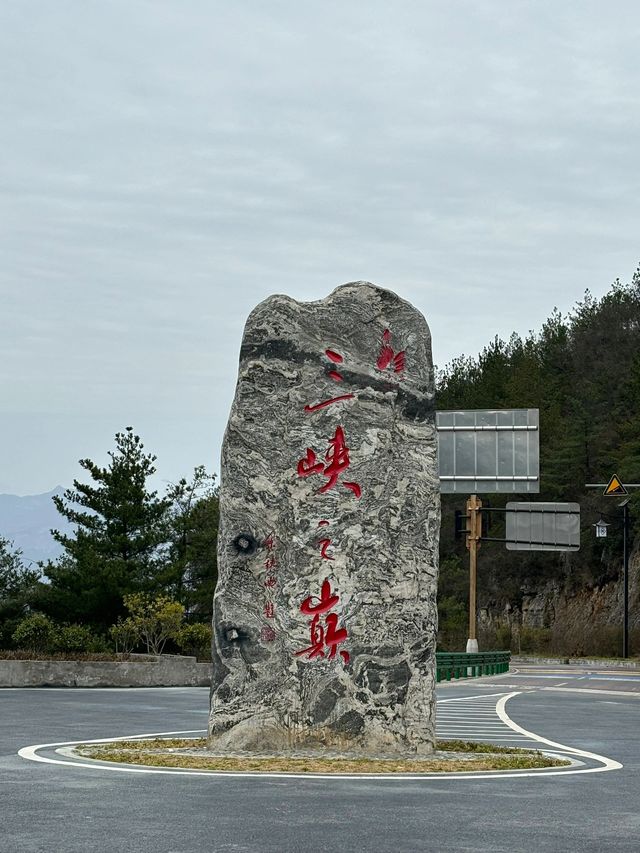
top-left (297, 426), bottom-right (361, 497)
top-left (320, 426), bottom-right (355, 494)
top-left (264, 534), bottom-right (276, 551)
top-left (264, 602), bottom-right (275, 619)
top-left (376, 328), bottom-right (406, 374)
top-left (295, 578), bottom-right (349, 664)
top-left (343, 481), bottom-right (362, 498)
top-left (300, 578), bottom-right (339, 615)
top-left (304, 394), bottom-right (354, 413)
top-left (260, 626), bottom-right (276, 642)
top-left (297, 448), bottom-right (324, 477)
top-left (264, 575), bottom-right (277, 589)
top-left (393, 351), bottom-right (406, 372)
top-left (318, 538), bottom-right (334, 560)
top-left (264, 555), bottom-right (277, 570)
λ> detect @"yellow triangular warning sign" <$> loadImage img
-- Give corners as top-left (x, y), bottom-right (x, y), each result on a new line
top-left (604, 474), bottom-right (628, 496)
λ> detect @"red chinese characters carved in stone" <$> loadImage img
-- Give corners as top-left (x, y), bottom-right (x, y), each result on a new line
top-left (264, 575), bottom-right (277, 589)
top-left (303, 349), bottom-right (356, 412)
top-left (325, 348), bottom-right (344, 382)
top-left (376, 329), bottom-right (406, 374)
top-left (260, 626), bottom-right (276, 642)
top-left (264, 601), bottom-right (275, 619)
top-left (297, 426), bottom-right (361, 497)
top-left (304, 394), bottom-right (354, 413)
top-left (295, 579), bottom-right (350, 663)
top-left (318, 538), bottom-right (334, 560)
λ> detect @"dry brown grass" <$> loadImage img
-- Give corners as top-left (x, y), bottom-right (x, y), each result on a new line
top-left (76, 737), bottom-right (569, 774)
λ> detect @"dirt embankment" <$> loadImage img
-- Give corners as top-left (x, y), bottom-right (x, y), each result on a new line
top-left (479, 552), bottom-right (640, 656)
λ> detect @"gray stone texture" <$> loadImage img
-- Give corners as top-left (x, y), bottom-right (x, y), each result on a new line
top-left (209, 282), bottom-right (439, 756)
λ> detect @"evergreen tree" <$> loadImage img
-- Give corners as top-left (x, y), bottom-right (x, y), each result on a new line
top-left (40, 428), bottom-right (171, 630)
top-left (162, 466), bottom-right (219, 621)
top-left (0, 538), bottom-right (40, 646)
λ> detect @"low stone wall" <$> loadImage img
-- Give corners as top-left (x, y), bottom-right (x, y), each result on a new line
top-left (0, 655), bottom-right (212, 688)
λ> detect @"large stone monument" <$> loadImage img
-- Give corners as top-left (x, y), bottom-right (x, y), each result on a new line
top-left (209, 282), bottom-right (440, 757)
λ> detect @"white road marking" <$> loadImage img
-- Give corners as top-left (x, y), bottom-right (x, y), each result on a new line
top-left (438, 692), bottom-right (514, 703)
top-left (543, 686), bottom-right (640, 698)
top-left (17, 691), bottom-right (623, 781)
top-left (495, 693), bottom-right (623, 773)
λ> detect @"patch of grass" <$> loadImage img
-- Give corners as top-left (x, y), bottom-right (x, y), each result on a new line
top-left (76, 737), bottom-right (570, 774)
top-left (437, 739), bottom-right (530, 754)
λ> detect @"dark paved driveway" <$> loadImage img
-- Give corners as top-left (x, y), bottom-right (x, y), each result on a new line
top-left (2, 665), bottom-right (639, 852)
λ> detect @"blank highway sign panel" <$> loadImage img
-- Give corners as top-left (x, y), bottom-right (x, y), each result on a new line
top-left (437, 409), bottom-right (539, 494)
top-left (506, 502), bottom-right (580, 551)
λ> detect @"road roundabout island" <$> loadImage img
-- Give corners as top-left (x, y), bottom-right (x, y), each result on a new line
top-left (16, 688), bottom-right (620, 781)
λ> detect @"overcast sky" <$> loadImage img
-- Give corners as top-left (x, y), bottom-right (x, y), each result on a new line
top-left (2, 1), bottom-right (639, 496)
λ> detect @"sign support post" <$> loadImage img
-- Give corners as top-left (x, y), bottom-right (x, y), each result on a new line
top-left (622, 499), bottom-right (630, 659)
top-left (585, 476), bottom-right (638, 659)
top-left (466, 494), bottom-right (482, 653)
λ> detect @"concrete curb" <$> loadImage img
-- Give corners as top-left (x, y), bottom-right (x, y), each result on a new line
top-left (0, 655), bottom-right (212, 688)
top-left (511, 655), bottom-right (640, 670)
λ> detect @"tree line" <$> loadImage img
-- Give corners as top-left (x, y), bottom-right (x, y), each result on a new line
top-left (0, 427), bottom-right (218, 656)
top-left (3, 269), bottom-right (639, 657)
top-left (436, 267), bottom-right (640, 650)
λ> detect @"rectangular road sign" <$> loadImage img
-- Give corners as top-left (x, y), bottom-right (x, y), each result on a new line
top-left (437, 409), bottom-right (539, 494)
top-left (505, 502), bottom-right (580, 551)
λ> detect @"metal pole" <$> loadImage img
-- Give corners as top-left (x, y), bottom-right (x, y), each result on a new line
top-left (466, 494), bottom-right (481, 653)
top-left (622, 501), bottom-right (630, 659)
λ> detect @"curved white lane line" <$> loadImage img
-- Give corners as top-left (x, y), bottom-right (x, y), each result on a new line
top-left (17, 737), bottom-right (575, 781)
top-left (496, 692), bottom-right (623, 772)
top-left (17, 692), bottom-right (623, 781)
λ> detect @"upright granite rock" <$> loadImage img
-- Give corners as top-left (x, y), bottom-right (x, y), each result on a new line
top-left (209, 282), bottom-right (440, 757)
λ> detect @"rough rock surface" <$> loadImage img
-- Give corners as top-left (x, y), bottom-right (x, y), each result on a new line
top-left (209, 282), bottom-right (439, 757)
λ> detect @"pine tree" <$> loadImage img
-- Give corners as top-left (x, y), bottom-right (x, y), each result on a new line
top-left (0, 538), bottom-right (41, 645)
top-left (40, 428), bottom-right (171, 630)
top-left (162, 466), bottom-right (219, 620)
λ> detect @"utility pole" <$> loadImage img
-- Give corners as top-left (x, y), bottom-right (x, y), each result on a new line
top-left (621, 499), bottom-right (630, 659)
top-left (466, 494), bottom-right (482, 653)
top-left (586, 477), bottom-right (636, 659)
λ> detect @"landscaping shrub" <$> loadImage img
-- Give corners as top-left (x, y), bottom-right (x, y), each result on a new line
top-left (54, 623), bottom-right (106, 654)
top-left (122, 594), bottom-right (184, 655)
top-left (12, 612), bottom-right (57, 653)
top-left (177, 622), bottom-right (212, 660)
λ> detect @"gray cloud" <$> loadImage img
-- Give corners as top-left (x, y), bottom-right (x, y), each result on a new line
top-left (1, 0), bottom-right (639, 493)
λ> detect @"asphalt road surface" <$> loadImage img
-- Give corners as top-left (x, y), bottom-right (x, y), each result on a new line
top-left (2, 663), bottom-right (640, 853)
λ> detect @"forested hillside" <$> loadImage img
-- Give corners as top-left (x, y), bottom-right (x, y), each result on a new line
top-left (436, 268), bottom-right (640, 654)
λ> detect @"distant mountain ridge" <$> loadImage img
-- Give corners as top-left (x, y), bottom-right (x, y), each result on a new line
top-left (0, 487), bottom-right (72, 565)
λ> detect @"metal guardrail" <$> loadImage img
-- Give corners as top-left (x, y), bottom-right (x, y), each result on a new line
top-left (436, 651), bottom-right (510, 682)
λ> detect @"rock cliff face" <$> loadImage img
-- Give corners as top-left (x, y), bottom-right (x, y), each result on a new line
top-left (209, 282), bottom-right (440, 756)
top-left (478, 552), bottom-right (640, 656)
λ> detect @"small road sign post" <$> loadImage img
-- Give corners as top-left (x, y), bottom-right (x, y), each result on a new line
top-left (465, 495), bottom-right (482, 653)
top-left (438, 410), bottom-right (542, 654)
top-left (585, 476), bottom-right (638, 659)
top-left (622, 500), bottom-right (630, 659)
